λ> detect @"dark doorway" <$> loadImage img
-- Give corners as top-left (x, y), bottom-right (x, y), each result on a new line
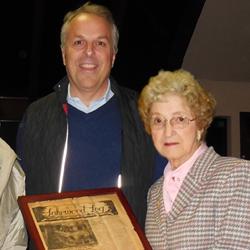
top-left (206, 116), bottom-right (229, 156)
top-left (240, 112), bottom-right (250, 160)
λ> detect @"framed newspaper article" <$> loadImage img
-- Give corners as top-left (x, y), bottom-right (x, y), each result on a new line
top-left (18, 187), bottom-right (152, 250)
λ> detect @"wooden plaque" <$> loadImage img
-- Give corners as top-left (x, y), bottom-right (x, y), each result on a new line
top-left (18, 187), bottom-right (152, 250)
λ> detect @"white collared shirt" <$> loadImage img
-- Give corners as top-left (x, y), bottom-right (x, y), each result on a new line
top-left (67, 80), bottom-right (114, 113)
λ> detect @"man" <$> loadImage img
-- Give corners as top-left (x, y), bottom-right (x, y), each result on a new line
top-left (17, 2), bottom-right (166, 230)
top-left (0, 138), bottom-right (27, 249)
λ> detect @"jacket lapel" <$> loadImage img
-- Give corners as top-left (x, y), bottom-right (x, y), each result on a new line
top-left (166, 147), bottom-right (219, 222)
top-left (150, 178), bottom-right (169, 245)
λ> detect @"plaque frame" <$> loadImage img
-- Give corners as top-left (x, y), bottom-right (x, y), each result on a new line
top-left (18, 187), bottom-right (152, 250)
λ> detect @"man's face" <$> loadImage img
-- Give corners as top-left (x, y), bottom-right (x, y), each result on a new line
top-left (61, 13), bottom-right (116, 104)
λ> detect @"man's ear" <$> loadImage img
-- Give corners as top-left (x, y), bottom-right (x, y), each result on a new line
top-left (61, 47), bottom-right (66, 66)
top-left (111, 53), bottom-right (116, 68)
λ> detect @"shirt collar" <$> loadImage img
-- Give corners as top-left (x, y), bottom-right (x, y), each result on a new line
top-left (67, 79), bottom-right (114, 113)
top-left (164, 143), bottom-right (208, 183)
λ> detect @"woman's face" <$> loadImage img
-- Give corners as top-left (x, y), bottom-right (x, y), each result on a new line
top-left (150, 94), bottom-right (201, 169)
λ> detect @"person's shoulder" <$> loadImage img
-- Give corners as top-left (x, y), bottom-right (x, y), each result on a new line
top-left (0, 138), bottom-right (16, 159)
top-left (147, 176), bottom-right (163, 200)
top-left (31, 92), bottom-right (57, 106)
top-left (216, 155), bottom-right (250, 167)
top-left (119, 85), bottom-right (138, 97)
top-left (26, 92), bottom-right (58, 113)
top-left (149, 176), bottom-right (163, 192)
top-left (198, 147), bottom-right (250, 181)
top-left (0, 138), bottom-right (16, 186)
top-left (215, 155), bottom-right (250, 179)
top-left (0, 137), bottom-right (13, 151)
top-left (19, 92), bottom-right (61, 126)
top-left (26, 76), bottom-right (68, 113)
top-left (110, 77), bottom-right (138, 100)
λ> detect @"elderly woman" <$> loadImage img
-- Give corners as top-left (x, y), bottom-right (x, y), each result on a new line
top-left (138, 69), bottom-right (250, 249)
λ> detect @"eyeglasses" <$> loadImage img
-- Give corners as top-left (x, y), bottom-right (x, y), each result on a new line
top-left (149, 114), bottom-right (196, 130)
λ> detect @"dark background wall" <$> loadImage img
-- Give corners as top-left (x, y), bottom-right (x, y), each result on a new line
top-left (2, 0), bottom-right (249, 158)
top-left (2, 0), bottom-right (206, 99)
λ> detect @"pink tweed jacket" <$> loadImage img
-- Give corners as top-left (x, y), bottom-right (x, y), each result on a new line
top-left (146, 147), bottom-right (250, 250)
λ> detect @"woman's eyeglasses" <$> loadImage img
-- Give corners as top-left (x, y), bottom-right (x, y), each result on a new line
top-left (149, 114), bottom-right (196, 130)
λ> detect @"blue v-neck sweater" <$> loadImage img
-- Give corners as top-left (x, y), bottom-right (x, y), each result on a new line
top-left (62, 97), bottom-right (122, 191)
